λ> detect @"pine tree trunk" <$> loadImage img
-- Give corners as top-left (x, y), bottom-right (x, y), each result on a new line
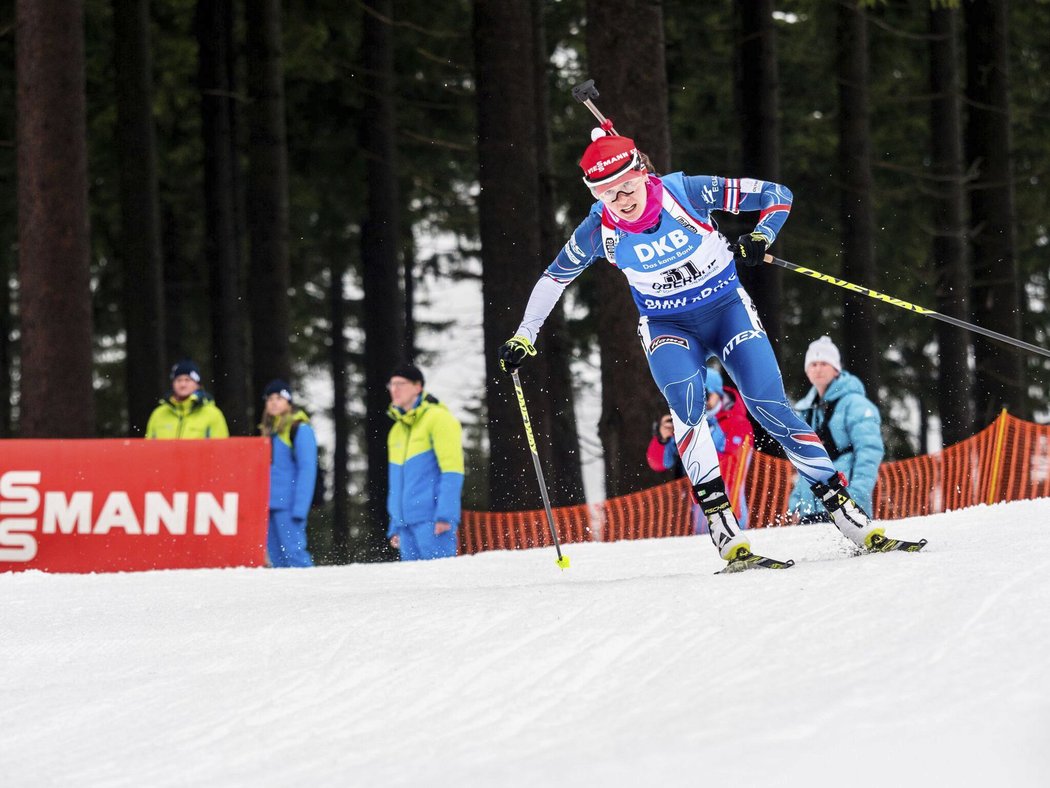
top-left (0, 25), bottom-right (9, 437)
top-left (475, 0), bottom-right (562, 511)
top-left (197, 0), bottom-right (250, 433)
top-left (836, 0), bottom-right (880, 396)
top-left (532, 0), bottom-right (585, 505)
top-left (734, 0), bottom-right (783, 351)
top-left (329, 259), bottom-right (351, 562)
top-left (0, 255), bottom-right (11, 437)
top-left (246, 0), bottom-right (292, 413)
top-left (160, 203), bottom-right (189, 367)
top-left (16, 0), bottom-right (96, 437)
top-left (114, 0), bottom-right (166, 436)
top-left (929, 6), bottom-right (975, 445)
top-left (586, 0), bottom-right (670, 497)
top-left (403, 241), bottom-right (416, 360)
top-left (965, 0), bottom-right (1026, 423)
top-left (360, 0), bottom-right (406, 551)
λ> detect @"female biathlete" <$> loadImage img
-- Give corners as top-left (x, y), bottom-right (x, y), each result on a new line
top-left (498, 131), bottom-right (925, 570)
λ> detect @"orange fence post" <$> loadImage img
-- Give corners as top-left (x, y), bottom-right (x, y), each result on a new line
top-left (986, 408), bottom-right (1009, 505)
top-left (730, 435), bottom-right (752, 518)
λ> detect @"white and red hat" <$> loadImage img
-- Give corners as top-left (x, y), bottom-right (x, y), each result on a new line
top-left (579, 132), bottom-right (640, 188)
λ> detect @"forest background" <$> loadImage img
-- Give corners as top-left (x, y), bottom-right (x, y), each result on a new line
top-left (3, 0), bottom-right (1049, 562)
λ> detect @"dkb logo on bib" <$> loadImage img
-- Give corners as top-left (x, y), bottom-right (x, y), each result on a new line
top-left (634, 229), bottom-right (691, 262)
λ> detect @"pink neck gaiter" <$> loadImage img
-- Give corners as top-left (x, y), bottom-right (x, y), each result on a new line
top-left (605, 176), bottom-right (664, 233)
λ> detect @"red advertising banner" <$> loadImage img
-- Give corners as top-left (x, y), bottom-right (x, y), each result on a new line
top-left (0, 439), bottom-right (270, 573)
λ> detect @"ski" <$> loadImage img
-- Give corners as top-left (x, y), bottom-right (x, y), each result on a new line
top-left (717, 551), bottom-right (795, 575)
top-left (867, 534), bottom-right (928, 553)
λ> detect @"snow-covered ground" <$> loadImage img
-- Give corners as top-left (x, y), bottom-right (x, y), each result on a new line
top-left (2, 500), bottom-right (1048, 787)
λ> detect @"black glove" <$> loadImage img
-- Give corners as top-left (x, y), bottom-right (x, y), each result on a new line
top-left (729, 231), bottom-right (769, 268)
top-left (498, 335), bottom-right (537, 373)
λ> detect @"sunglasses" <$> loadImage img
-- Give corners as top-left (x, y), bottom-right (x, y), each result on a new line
top-left (591, 174), bottom-right (646, 203)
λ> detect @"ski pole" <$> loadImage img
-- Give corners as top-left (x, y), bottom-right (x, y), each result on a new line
top-left (765, 254), bottom-right (1050, 360)
top-left (510, 369), bottom-right (570, 570)
top-left (572, 79), bottom-right (619, 135)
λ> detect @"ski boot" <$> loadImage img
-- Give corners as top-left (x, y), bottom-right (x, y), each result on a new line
top-left (812, 472), bottom-right (927, 553)
top-left (696, 482), bottom-right (794, 573)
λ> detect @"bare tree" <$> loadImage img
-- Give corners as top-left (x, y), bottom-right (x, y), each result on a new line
top-left (329, 259), bottom-right (351, 561)
top-left (0, 255), bottom-right (11, 437)
top-left (929, 3), bottom-right (975, 444)
top-left (246, 0), bottom-right (293, 411)
top-left (836, 0), bottom-right (880, 395)
top-left (114, 0), bottom-right (166, 435)
top-left (360, 0), bottom-right (407, 549)
top-left (531, 0), bottom-right (585, 505)
top-left (474, 0), bottom-right (567, 511)
top-left (0, 13), bottom-right (10, 437)
top-left (734, 0), bottom-right (784, 351)
top-left (196, 0), bottom-right (250, 432)
top-left (964, 0), bottom-right (1025, 422)
top-left (585, 0), bottom-right (670, 496)
top-left (16, 0), bottom-right (96, 437)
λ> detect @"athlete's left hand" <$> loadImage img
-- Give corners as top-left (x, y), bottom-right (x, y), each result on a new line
top-left (498, 334), bottom-right (537, 373)
top-left (729, 232), bottom-right (769, 267)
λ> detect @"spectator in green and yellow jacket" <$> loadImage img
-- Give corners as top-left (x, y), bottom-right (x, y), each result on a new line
top-left (386, 363), bottom-right (464, 561)
top-left (145, 360), bottom-right (229, 440)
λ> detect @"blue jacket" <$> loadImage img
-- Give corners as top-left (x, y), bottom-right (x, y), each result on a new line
top-left (387, 393), bottom-right (464, 536)
top-left (268, 410), bottom-right (318, 521)
top-left (788, 371), bottom-right (884, 516)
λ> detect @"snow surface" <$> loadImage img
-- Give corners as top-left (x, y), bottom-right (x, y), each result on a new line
top-left (3, 500), bottom-right (1049, 787)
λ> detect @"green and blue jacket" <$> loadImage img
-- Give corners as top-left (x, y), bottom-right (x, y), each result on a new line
top-left (387, 393), bottom-right (464, 536)
top-left (266, 410), bottom-right (317, 520)
top-left (145, 390), bottom-right (229, 440)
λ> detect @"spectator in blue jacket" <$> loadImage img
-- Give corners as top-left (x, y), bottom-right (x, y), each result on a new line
top-left (386, 363), bottom-right (464, 561)
top-left (789, 337), bottom-right (884, 522)
top-left (260, 379), bottom-right (317, 567)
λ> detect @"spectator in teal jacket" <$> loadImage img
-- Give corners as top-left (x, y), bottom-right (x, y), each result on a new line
top-left (789, 337), bottom-right (884, 521)
top-left (386, 364), bottom-right (464, 561)
top-left (260, 379), bottom-right (316, 567)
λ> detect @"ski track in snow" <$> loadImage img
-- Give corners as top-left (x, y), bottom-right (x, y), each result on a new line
top-left (2, 500), bottom-right (1049, 787)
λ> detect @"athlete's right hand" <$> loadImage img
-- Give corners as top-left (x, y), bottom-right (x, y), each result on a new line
top-left (498, 335), bottom-right (537, 373)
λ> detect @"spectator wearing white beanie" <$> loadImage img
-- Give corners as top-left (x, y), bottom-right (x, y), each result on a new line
top-left (803, 336), bottom-right (841, 400)
top-left (789, 335), bottom-right (884, 521)
top-left (804, 335), bottom-right (841, 373)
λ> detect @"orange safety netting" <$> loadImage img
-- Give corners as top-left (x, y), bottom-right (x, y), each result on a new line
top-left (459, 412), bottom-right (1050, 555)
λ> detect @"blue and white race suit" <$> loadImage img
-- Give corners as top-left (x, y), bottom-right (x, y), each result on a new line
top-left (514, 173), bottom-right (866, 557)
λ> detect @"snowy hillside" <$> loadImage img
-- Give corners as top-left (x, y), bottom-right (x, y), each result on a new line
top-left (3, 499), bottom-right (1049, 787)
